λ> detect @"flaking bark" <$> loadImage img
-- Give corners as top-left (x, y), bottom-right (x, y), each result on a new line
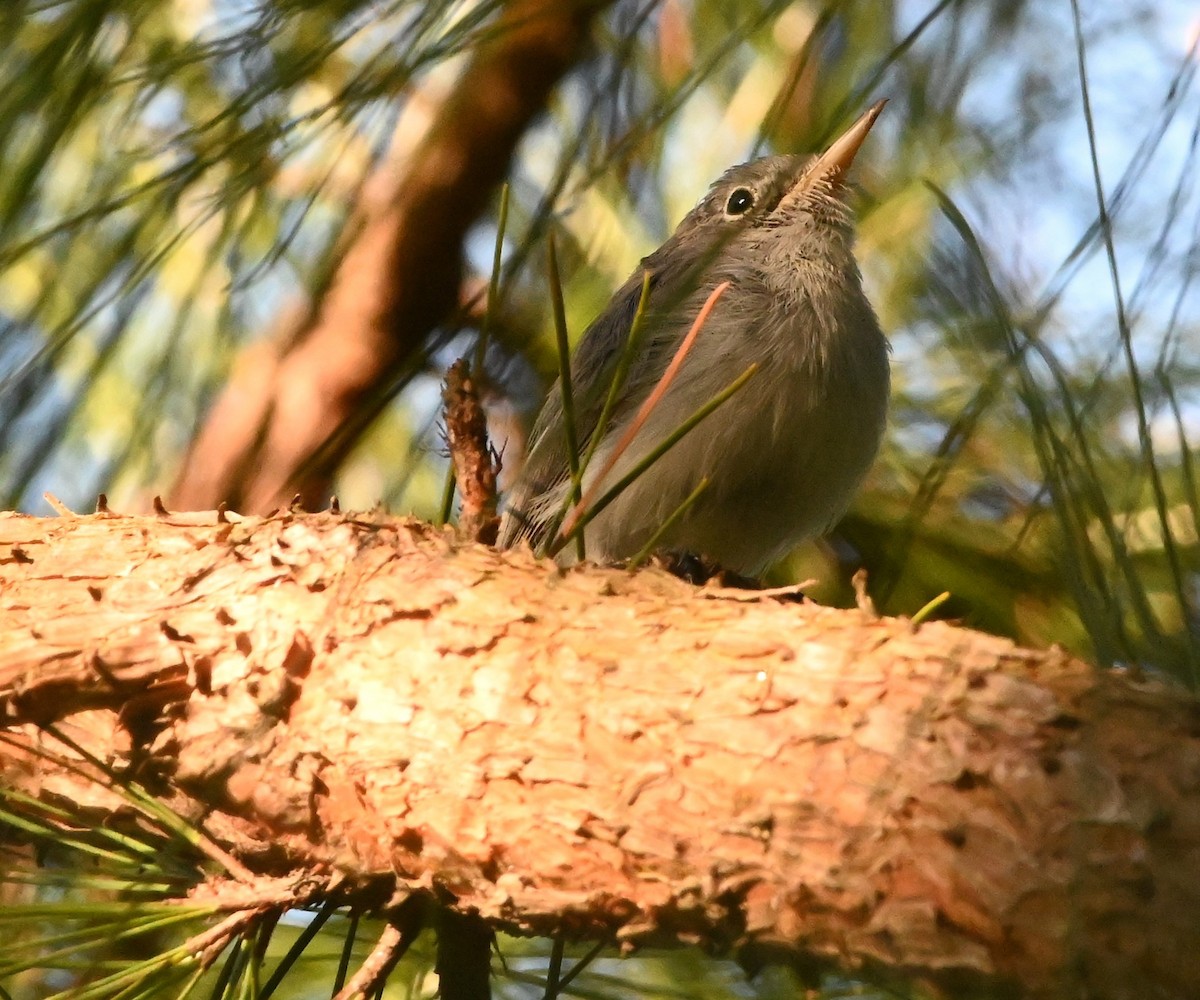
top-left (0, 509), bottom-right (1198, 1000)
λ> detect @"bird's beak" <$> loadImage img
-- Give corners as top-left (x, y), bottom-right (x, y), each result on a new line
top-left (785, 99), bottom-right (886, 203)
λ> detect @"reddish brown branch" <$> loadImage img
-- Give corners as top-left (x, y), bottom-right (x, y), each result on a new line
top-left (334, 896), bottom-right (426, 1000)
top-left (170, 0), bottom-right (611, 514)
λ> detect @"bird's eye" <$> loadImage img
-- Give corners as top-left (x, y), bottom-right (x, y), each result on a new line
top-left (725, 187), bottom-right (755, 216)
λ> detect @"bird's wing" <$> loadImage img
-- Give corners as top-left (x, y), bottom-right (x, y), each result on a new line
top-left (498, 217), bottom-right (725, 551)
top-left (498, 266), bottom-right (663, 550)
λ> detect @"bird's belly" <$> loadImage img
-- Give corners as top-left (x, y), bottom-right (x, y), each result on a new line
top-left (582, 370), bottom-right (884, 573)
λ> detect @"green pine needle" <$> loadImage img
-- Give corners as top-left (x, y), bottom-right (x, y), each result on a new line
top-left (547, 230), bottom-right (586, 562)
top-left (541, 270), bottom-right (654, 558)
top-left (550, 363), bottom-right (757, 557)
top-left (627, 477), bottom-right (711, 570)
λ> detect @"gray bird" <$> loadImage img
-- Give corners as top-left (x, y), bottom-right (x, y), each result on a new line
top-left (498, 101), bottom-right (890, 575)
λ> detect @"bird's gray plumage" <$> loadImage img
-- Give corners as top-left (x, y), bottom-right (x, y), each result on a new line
top-left (498, 142), bottom-right (890, 574)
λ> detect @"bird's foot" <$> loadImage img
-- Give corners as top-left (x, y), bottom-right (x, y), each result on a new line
top-left (654, 551), bottom-right (807, 602)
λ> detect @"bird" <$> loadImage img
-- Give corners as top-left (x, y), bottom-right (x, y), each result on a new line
top-left (497, 101), bottom-right (890, 576)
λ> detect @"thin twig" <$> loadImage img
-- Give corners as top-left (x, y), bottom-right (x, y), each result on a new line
top-left (43, 492), bottom-right (75, 516)
top-left (333, 897), bottom-right (425, 1000)
top-left (185, 908), bottom-right (260, 966)
top-left (442, 359), bottom-right (501, 543)
top-left (446, 187), bottom-right (511, 530)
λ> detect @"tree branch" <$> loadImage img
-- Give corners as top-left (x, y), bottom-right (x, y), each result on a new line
top-left (169, 0), bottom-right (610, 514)
top-left (1, 509), bottom-right (1197, 999)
